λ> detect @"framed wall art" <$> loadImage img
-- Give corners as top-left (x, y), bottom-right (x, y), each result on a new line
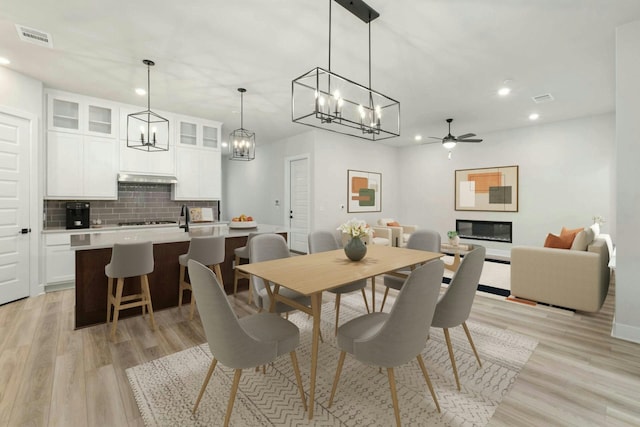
top-left (347, 169), bottom-right (382, 213)
top-left (455, 165), bottom-right (519, 212)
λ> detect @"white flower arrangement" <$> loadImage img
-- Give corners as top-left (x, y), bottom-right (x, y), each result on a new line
top-left (337, 218), bottom-right (373, 239)
top-left (592, 215), bottom-right (606, 225)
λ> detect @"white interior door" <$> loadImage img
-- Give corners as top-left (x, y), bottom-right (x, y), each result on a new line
top-left (287, 156), bottom-right (310, 253)
top-left (0, 112), bottom-right (30, 305)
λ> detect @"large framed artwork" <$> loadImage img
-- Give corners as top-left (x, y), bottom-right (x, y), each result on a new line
top-left (347, 169), bottom-right (382, 213)
top-left (455, 165), bottom-right (519, 212)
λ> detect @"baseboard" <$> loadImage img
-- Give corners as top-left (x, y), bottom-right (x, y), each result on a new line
top-left (612, 318), bottom-right (640, 344)
top-left (45, 281), bottom-right (75, 293)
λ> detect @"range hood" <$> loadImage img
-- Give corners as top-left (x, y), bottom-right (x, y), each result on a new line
top-left (117, 173), bottom-right (178, 184)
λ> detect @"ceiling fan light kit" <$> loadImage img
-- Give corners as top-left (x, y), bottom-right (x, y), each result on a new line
top-left (291, 0), bottom-right (400, 141)
top-left (127, 59), bottom-right (170, 152)
top-left (229, 88), bottom-right (256, 161)
top-left (426, 118), bottom-right (483, 157)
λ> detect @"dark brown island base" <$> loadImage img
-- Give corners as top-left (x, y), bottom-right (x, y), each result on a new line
top-left (71, 224), bottom-right (288, 329)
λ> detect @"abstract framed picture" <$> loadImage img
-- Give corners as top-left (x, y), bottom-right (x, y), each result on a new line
top-left (347, 170), bottom-right (382, 213)
top-left (455, 165), bottom-right (519, 212)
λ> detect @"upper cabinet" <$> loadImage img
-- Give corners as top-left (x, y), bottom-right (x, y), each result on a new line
top-left (176, 116), bottom-right (222, 150)
top-left (47, 90), bottom-right (118, 138)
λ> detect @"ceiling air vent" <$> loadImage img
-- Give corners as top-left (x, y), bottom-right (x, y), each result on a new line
top-left (15, 24), bottom-right (53, 48)
top-left (532, 93), bottom-right (554, 104)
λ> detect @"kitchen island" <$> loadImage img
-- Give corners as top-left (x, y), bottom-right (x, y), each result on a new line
top-left (71, 224), bottom-right (288, 328)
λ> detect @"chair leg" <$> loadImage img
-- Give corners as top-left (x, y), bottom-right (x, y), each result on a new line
top-left (110, 278), bottom-right (124, 340)
top-left (214, 264), bottom-right (223, 289)
top-left (106, 277), bottom-right (113, 323)
top-left (443, 328), bottom-right (461, 390)
top-left (223, 369), bottom-right (242, 427)
top-left (290, 351), bottom-right (307, 411)
top-left (462, 322), bottom-right (482, 367)
top-left (233, 255), bottom-right (240, 296)
top-left (334, 293), bottom-right (341, 336)
top-left (387, 367), bottom-right (402, 427)
top-left (193, 358), bottom-right (218, 413)
top-left (380, 287), bottom-right (390, 312)
top-left (142, 274), bottom-right (157, 331)
top-left (416, 354), bottom-right (441, 413)
top-left (247, 276), bottom-right (253, 305)
top-left (328, 351), bottom-right (346, 407)
top-left (178, 264), bottom-right (186, 308)
top-left (189, 292), bottom-right (196, 321)
top-left (361, 288), bottom-right (370, 314)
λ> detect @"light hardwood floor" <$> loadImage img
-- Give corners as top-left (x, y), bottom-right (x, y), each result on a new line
top-left (1, 278), bottom-right (639, 426)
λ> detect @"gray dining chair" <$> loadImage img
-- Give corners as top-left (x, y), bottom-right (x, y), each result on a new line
top-left (328, 259), bottom-right (445, 426)
top-left (249, 234), bottom-right (311, 313)
top-left (188, 260), bottom-right (307, 426)
top-left (308, 231), bottom-right (370, 335)
top-left (233, 232), bottom-right (259, 303)
top-left (381, 229), bottom-right (441, 311)
top-left (431, 245), bottom-right (486, 390)
top-left (178, 235), bottom-right (225, 320)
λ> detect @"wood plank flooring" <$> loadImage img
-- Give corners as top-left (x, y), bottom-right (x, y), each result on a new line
top-left (1, 278), bottom-right (639, 426)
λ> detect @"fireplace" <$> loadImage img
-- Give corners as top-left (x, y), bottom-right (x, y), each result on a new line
top-left (456, 220), bottom-right (512, 243)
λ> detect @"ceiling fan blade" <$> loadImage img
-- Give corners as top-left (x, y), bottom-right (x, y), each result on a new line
top-left (421, 140), bottom-right (441, 145)
top-left (427, 136), bottom-right (442, 140)
top-left (456, 133), bottom-right (476, 139)
top-left (458, 138), bottom-right (483, 143)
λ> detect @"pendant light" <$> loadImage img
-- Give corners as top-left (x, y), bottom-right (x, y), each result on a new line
top-left (127, 59), bottom-right (170, 152)
top-left (229, 88), bottom-right (255, 161)
top-left (291, 0), bottom-right (400, 141)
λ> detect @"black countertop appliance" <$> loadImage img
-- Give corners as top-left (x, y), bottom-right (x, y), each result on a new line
top-left (66, 202), bottom-right (90, 229)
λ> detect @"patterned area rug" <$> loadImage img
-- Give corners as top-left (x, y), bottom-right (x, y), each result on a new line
top-left (127, 294), bottom-right (537, 426)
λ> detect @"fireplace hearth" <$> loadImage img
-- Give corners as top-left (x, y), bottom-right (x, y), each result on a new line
top-left (456, 220), bottom-right (512, 243)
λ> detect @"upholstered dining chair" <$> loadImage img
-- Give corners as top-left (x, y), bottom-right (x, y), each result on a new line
top-left (178, 235), bottom-right (225, 320)
top-left (188, 260), bottom-right (307, 426)
top-left (380, 229), bottom-right (441, 311)
top-left (431, 245), bottom-right (485, 391)
top-left (328, 260), bottom-right (444, 426)
top-left (249, 234), bottom-right (311, 314)
top-left (308, 231), bottom-right (370, 335)
top-left (233, 232), bottom-right (259, 304)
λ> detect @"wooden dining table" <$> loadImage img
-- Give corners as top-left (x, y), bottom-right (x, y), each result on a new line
top-left (235, 244), bottom-right (442, 419)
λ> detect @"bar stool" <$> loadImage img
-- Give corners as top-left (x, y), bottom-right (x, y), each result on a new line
top-left (106, 241), bottom-right (156, 340)
top-left (179, 235), bottom-right (225, 320)
top-left (233, 232), bottom-right (258, 303)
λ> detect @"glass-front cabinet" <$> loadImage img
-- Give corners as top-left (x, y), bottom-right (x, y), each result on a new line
top-left (176, 116), bottom-right (221, 150)
top-left (47, 90), bottom-right (117, 138)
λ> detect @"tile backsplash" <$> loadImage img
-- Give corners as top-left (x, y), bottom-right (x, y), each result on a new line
top-left (44, 183), bottom-right (219, 228)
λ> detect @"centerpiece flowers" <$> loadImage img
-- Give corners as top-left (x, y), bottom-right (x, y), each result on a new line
top-left (337, 218), bottom-right (373, 261)
top-left (447, 230), bottom-right (460, 246)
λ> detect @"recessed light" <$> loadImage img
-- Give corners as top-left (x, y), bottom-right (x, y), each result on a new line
top-left (0, 57), bottom-right (10, 66)
top-left (498, 87), bottom-right (511, 96)
top-left (135, 88), bottom-right (146, 96)
top-left (529, 113), bottom-right (539, 120)
top-left (221, 142), bottom-right (228, 148)
top-left (414, 135), bottom-right (422, 141)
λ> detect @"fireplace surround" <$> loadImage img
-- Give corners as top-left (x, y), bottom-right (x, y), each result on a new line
top-left (456, 220), bottom-right (512, 243)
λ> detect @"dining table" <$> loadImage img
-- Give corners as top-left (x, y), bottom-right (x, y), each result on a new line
top-left (235, 243), bottom-right (442, 419)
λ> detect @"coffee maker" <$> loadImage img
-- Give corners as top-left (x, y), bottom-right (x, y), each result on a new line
top-left (66, 202), bottom-right (90, 229)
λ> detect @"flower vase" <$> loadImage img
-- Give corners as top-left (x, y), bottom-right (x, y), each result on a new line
top-left (344, 237), bottom-right (367, 261)
top-left (449, 235), bottom-right (460, 246)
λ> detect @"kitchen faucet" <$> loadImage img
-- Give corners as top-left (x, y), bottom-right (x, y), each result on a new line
top-left (179, 205), bottom-right (190, 232)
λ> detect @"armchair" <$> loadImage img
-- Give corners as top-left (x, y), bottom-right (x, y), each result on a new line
top-left (342, 226), bottom-right (392, 247)
top-left (377, 218), bottom-right (418, 247)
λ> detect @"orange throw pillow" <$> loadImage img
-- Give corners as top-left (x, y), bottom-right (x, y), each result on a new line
top-left (387, 221), bottom-right (400, 226)
top-left (544, 233), bottom-right (574, 249)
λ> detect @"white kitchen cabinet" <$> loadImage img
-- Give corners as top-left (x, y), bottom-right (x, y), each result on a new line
top-left (173, 146), bottom-right (221, 200)
top-left (176, 117), bottom-right (221, 150)
top-left (46, 131), bottom-right (118, 199)
top-left (119, 106), bottom-right (176, 175)
top-left (47, 90), bottom-right (117, 138)
top-left (45, 233), bottom-right (75, 286)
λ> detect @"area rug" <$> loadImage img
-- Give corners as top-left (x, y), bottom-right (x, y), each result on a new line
top-left (127, 294), bottom-right (538, 426)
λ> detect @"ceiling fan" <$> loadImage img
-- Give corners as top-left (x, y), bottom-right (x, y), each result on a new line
top-left (425, 118), bottom-right (483, 153)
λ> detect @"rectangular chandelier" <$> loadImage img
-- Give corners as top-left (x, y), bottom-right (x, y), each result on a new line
top-left (292, 67), bottom-right (400, 141)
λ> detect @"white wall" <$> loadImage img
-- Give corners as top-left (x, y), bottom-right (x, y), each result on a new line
top-left (613, 20), bottom-right (640, 343)
top-left (397, 113), bottom-right (615, 254)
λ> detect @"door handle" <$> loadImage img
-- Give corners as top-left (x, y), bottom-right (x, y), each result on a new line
top-left (19, 228), bottom-right (31, 234)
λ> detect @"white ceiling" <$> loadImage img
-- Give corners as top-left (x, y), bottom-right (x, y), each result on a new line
top-left (1, 0), bottom-right (639, 147)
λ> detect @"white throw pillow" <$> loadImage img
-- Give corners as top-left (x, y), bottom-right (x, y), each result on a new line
top-left (378, 218), bottom-right (395, 226)
top-left (571, 227), bottom-right (595, 251)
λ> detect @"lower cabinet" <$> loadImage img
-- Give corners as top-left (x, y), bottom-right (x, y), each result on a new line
top-left (173, 146), bottom-right (221, 200)
top-left (45, 233), bottom-right (75, 286)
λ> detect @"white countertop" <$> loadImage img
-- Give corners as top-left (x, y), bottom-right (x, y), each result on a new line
top-left (70, 223), bottom-right (289, 250)
top-left (43, 222), bottom-right (227, 234)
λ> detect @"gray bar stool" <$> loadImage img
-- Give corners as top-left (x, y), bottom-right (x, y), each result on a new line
top-left (179, 235), bottom-right (225, 320)
top-left (233, 232), bottom-right (258, 303)
top-left (105, 241), bottom-right (156, 340)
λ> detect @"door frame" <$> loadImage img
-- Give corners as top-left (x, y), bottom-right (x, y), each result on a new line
top-left (284, 153), bottom-right (311, 252)
top-left (0, 105), bottom-right (41, 297)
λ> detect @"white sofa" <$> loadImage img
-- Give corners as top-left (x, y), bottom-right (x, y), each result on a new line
top-left (376, 218), bottom-right (418, 247)
top-left (341, 226), bottom-right (392, 247)
top-left (510, 236), bottom-right (610, 312)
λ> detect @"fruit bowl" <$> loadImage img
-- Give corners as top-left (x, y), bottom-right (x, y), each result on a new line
top-left (229, 220), bottom-right (257, 229)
